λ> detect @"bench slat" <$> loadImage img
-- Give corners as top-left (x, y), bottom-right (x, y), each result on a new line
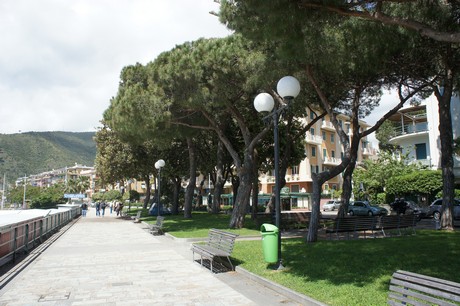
top-left (191, 229), bottom-right (239, 273)
top-left (393, 271), bottom-right (460, 302)
top-left (389, 285), bottom-right (457, 306)
top-left (388, 270), bottom-right (460, 305)
top-left (388, 291), bottom-right (432, 306)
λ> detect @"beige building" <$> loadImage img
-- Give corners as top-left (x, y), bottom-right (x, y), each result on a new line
top-left (257, 111), bottom-right (377, 209)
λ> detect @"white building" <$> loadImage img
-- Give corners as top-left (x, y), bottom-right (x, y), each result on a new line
top-left (387, 92), bottom-right (460, 183)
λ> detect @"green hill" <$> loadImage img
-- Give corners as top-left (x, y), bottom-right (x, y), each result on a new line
top-left (0, 131), bottom-right (96, 183)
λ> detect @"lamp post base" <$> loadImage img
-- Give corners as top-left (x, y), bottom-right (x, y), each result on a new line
top-left (274, 260), bottom-right (284, 271)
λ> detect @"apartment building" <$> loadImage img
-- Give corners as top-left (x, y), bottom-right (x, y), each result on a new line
top-left (258, 110), bottom-right (377, 209)
top-left (16, 164), bottom-right (94, 188)
top-left (387, 93), bottom-right (460, 183)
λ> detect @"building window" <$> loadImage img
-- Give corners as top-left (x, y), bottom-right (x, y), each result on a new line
top-left (322, 131), bottom-right (326, 140)
top-left (331, 150), bottom-right (335, 158)
top-left (311, 165), bottom-right (319, 173)
top-left (323, 148), bottom-right (327, 158)
top-left (331, 134), bottom-right (334, 143)
top-left (291, 185), bottom-right (300, 193)
top-left (312, 147), bottom-right (316, 157)
top-left (310, 111), bottom-right (315, 120)
top-left (310, 127), bottom-right (315, 135)
top-left (292, 165), bottom-right (299, 175)
top-left (415, 143), bottom-right (427, 160)
top-left (332, 184), bottom-right (337, 190)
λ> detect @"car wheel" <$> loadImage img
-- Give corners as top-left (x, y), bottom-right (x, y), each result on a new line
top-left (368, 211), bottom-right (373, 216)
top-left (433, 211), bottom-right (441, 220)
top-left (349, 211), bottom-right (354, 216)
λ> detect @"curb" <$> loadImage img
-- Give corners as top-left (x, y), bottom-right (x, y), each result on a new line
top-left (156, 227), bottom-right (326, 306)
top-left (235, 266), bottom-right (327, 306)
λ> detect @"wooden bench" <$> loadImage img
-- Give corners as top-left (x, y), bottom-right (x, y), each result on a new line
top-left (280, 212), bottom-right (311, 230)
top-left (388, 270), bottom-right (460, 305)
top-left (326, 216), bottom-right (378, 239)
top-left (191, 229), bottom-right (239, 273)
top-left (149, 216), bottom-right (165, 235)
top-left (255, 211), bottom-right (311, 230)
top-left (133, 211), bottom-right (142, 223)
top-left (379, 214), bottom-right (418, 237)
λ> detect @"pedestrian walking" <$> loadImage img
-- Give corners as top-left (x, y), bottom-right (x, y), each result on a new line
top-left (96, 202), bottom-right (101, 217)
top-left (116, 202), bottom-right (124, 216)
top-left (101, 201), bottom-right (107, 217)
top-left (110, 202), bottom-right (113, 214)
top-left (81, 203), bottom-right (88, 217)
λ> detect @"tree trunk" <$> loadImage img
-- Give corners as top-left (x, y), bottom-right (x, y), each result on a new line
top-left (306, 173), bottom-right (324, 242)
top-left (197, 177), bottom-right (205, 207)
top-left (171, 177), bottom-right (181, 215)
top-left (212, 141), bottom-right (225, 214)
top-left (229, 162), bottom-right (252, 228)
top-left (436, 83), bottom-right (455, 230)
top-left (231, 174), bottom-right (239, 208)
top-left (251, 150), bottom-right (260, 219)
top-left (143, 175), bottom-right (150, 209)
top-left (339, 165), bottom-right (354, 217)
top-left (184, 137), bottom-right (196, 219)
top-left (213, 183), bottom-right (223, 213)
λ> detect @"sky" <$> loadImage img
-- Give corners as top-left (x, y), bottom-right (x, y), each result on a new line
top-left (0, 0), bottom-right (231, 134)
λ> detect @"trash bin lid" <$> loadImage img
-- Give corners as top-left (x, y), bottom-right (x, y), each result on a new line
top-left (260, 223), bottom-right (279, 233)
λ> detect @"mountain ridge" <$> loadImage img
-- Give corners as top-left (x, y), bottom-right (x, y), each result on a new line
top-left (0, 131), bottom-right (96, 184)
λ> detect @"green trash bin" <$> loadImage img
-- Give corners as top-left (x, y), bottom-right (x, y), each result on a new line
top-left (260, 223), bottom-right (279, 263)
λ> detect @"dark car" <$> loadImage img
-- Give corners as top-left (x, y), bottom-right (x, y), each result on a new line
top-left (425, 199), bottom-right (460, 220)
top-left (348, 201), bottom-right (388, 216)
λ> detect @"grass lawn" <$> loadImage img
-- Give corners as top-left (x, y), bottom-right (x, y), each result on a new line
top-left (138, 210), bottom-right (261, 238)
top-left (233, 231), bottom-right (460, 305)
top-left (132, 210), bottom-right (460, 305)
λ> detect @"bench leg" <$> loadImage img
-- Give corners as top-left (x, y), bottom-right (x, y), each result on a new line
top-left (226, 256), bottom-right (234, 271)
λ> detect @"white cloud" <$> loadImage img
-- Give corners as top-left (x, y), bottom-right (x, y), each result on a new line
top-left (0, 0), bottom-right (230, 134)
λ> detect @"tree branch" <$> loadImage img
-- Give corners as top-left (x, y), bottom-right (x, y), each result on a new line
top-left (299, 1), bottom-right (460, 43)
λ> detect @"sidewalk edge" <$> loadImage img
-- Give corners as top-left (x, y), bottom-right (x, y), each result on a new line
top-left (235, 266), bottom-right (327, 306)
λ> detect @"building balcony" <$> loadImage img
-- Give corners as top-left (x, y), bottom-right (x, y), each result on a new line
top-left (362, 147), bottom-right (378, 156)
top-left (321, 121), bottom-right (335, 132)
top-left (305, 133), bottom-right (323, 145)
top-left (323, 157), bottom-right (341, 165)
top-left (389, 129), bottom-right (429, 144)
top-left (286, 175), bottom-right (300, 182)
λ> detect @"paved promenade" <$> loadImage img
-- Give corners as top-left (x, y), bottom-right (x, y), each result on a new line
top-left (0, 210), bottom-right (321, 306)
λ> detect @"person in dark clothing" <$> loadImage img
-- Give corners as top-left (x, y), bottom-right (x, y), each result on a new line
top-left (101, 202), bottom-right (107, 217)
top-left (81, 203), bottom-right (88, 217)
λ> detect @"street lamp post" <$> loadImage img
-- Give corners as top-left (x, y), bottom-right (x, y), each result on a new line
top-left (254, 76), bottom-right (300, 270)
top-left (155, 159), bottom-right (165, 217)
top-left (22, 175), bottom-right (27, 210)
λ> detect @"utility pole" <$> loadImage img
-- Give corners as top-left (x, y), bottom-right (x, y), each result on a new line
top-left (22, 175), bottom-right (27, 209)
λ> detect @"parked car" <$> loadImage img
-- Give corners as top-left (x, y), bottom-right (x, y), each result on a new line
top-left (348, 201), bottom-right (388, 216)
top-left (389, 199), bottom-right (426, 219)
top-left (323, 200), bottom-right (342, 211)
top-left (425, 198), bottom-right (460, 220)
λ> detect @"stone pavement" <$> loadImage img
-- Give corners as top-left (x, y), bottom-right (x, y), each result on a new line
top-left (0, 209), bottom-right (323, 306)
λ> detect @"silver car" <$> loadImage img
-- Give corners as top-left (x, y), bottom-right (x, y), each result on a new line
top-left (426, 199), bottom-right (460, 220)
top-left (323, 200), bottom-right (341, 211)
